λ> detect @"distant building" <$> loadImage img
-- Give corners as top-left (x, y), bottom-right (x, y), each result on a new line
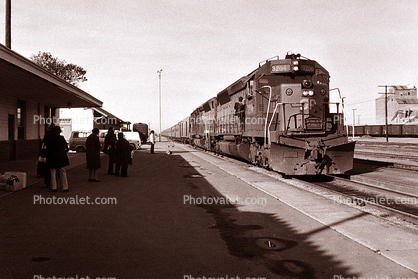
top-left (375, 85), bottom-right (418, 124)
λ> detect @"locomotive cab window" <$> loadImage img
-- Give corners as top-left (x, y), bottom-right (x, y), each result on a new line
top-left (315, 72), bottom-right (329, 84)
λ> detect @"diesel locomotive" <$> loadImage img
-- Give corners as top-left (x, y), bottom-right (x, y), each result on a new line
top-left (163, 53), bottom-right (355, 175)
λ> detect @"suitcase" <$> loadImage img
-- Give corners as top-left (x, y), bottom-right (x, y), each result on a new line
top-left (3, 172), bottom-right (27, 191)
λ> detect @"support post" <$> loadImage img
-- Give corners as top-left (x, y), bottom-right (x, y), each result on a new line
top-left (5, 0), bottom-right (11, 48)
top-left (157, 69), bottom-right (162, 142)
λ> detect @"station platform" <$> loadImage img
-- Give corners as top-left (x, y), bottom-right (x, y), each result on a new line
top-left (0, 142), bottom-right (417, 278)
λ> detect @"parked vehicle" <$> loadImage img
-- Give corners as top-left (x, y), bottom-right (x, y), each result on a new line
top-left (69, 131), bottom-right (104, 153)
top-left (99, 130), bottom-right (142, 150)
top-left (121, 131), bottom-right (142, 150)
top-left (133, 123), bottom-right (149, 143)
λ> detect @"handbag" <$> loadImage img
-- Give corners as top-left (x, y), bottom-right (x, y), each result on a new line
top-left (38, 143), bottom-right (47, 164)
top-left (37, 159), bottom-right (48, 177)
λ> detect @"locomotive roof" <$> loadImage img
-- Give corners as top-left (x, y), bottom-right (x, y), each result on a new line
top-left (193, 54), bottom-right (328, 112)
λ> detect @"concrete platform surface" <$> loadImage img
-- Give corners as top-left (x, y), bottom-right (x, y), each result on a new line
top-left (0, 142), bottom-right (417, 279)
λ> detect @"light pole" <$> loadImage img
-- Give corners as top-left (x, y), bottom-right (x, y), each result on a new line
top-left (5, 0), bottom-right (11, 48)
top-left (157, 69), bottom-right (162, 142)
top-left (378, 85), bottom-right (394, 143)
top-left (352, 109), bottom-right (356, 139)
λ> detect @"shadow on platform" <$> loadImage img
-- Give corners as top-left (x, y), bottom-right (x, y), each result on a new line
top-left (0, 147), bottom-right (362, 278)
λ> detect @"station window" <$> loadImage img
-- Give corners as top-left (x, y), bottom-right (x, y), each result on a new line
top-left (17, 100), bottom-right (26, 140)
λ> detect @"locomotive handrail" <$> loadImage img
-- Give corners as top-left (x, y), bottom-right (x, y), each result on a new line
top-left (267, 102), bottom-right (284, 146)
top-left (262, 85), bottom-right (272, 146)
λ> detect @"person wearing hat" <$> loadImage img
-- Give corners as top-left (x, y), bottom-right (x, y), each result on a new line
top-left (115, 132), bottom-right (132, 177)
top-left (44, 125), bottom-right (69, 192)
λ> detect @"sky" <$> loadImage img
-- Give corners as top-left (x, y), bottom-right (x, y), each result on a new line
top-left (1, 0), bottom-right (417, 131)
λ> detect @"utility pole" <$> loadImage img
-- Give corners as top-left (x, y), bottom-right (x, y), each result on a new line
top-left (352, 109), bottom-right (356, 139)
top-left (341, 97), bottom-right (348, 136)
top-left (157, 69), bottom-right (162, 142)
top-left (378, 85), bottom-right (395, 142)
top-left (5, 0), bottom-right (11, 48)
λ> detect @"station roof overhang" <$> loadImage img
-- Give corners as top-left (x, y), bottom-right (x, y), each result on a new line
top-left (0, 44), bottom-right (102, 108)
top-left (92, 107), bottom-right (129, 124)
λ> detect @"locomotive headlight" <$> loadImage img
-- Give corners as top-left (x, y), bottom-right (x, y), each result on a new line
top-left (292, 60), bottom-right (299, 71)
top-left (303, 90), bottom-right (314, 96)
top-left (320, 88), bottom-right (326, 95)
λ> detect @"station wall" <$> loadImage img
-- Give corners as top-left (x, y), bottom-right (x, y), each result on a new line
top-left (0, 93), bottom-right (51, 162)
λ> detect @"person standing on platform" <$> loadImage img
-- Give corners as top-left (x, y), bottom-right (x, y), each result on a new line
top-left (86, 128), bottom-right (101, 182)
top-left (149, 130), bottom-right (155, 154)
top-left (115, 133), bottom-right (132, 177)
top-left (40, 124), bottom-right (54, 188)
top-left (44, 126), bottom-right (69, 192)
top-left (103, 127), bottom-right (117, 175)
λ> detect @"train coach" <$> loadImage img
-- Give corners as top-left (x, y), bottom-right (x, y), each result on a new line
top-left (166, 53), bottom-right (355, 176)
top-left (162, 117), bottom-right (190, 143)
top-left (348, 124), bottom-right (418, 137)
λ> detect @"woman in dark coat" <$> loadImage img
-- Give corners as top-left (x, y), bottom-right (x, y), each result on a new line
top-left (44, 126), bottom-right (69, 192)
top-left (86, 128), bottom-right (101, 182)
top-left (103, 127), bottom-right (117, 174)
top-left (115, 132), bottom-right (132, 177)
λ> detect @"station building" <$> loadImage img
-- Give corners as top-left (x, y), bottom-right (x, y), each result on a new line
top-left (0, 44), bottom-right (102, 162)
top-left (375, 85), bottom-right (418, 124)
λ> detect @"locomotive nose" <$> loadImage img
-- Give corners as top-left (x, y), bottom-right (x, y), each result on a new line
top-left (300, 98), bottom-right (317, 113)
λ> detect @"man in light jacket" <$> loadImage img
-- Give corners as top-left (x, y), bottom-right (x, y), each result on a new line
top-left (149, 130), bottom-right (155, 154)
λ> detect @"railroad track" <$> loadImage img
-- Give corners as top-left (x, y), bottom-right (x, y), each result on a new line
top-left (354, 156), bottom-right (418, 172)
top-left (179, 142), bottom-right (418, 228)
top-left (247, 159), bottom-right (418, 228)
top-left (296, 175), bottom-right (418, 226)
top-left (355, 150), bottom-right (418, 163)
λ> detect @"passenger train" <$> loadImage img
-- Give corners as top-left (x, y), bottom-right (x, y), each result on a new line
top-left (162, 53), bottom-right (355, 175)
